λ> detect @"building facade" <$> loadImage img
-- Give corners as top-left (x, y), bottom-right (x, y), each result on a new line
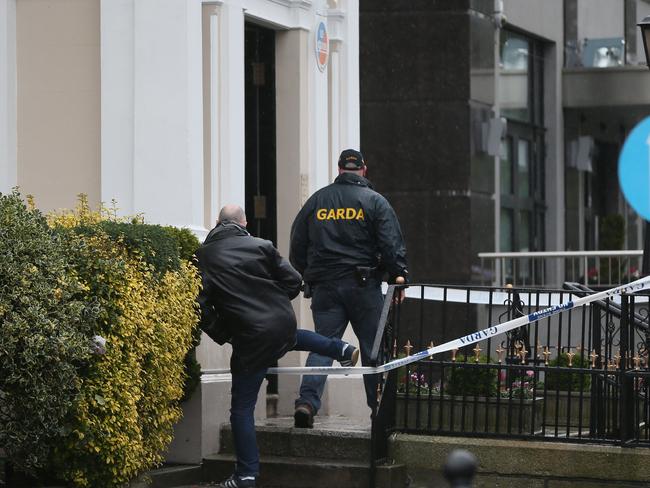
top-left (361, 0), bottom-right (650, 286)
top-left (0, 0), bottom-right (367, 462)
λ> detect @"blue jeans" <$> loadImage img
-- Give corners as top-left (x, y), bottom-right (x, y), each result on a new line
top-left (296, 277), bottom-right (383, 414)
top-left (230, 329), bottom-right (346, 477)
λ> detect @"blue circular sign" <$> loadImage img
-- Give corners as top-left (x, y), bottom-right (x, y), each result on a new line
top-left (315, 21), bottom-right (329, 72)
top-left (619, 116), bottom-right (650, 220)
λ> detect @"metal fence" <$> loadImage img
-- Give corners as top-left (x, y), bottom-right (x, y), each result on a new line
top-left (370, 282), bottom-right (650, 474)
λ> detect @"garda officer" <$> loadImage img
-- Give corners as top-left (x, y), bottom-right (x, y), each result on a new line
top-left (290, 149), bottom-right (408, 428)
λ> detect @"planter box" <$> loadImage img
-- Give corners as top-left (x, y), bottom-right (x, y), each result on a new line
top-left (543, 390), bottom-right (592, 428)
top-left (395, 393), bottom-right (543, 434)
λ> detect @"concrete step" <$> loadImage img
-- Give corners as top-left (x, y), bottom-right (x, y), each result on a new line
top-left (219, 417), bottom-right (371, 462)
top-left (203, 453), bottom-right (406, 488)
top-left (146, 465), bottom-right (203, 488)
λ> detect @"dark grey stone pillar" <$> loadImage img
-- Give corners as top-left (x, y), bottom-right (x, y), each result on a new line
top-left (360, 1), bottom-right (491, 284)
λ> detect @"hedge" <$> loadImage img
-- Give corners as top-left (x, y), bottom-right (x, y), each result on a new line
top-left (0, 192), bottom-right (98, 473)
top-left (0, 193), bottom-right (201, 487)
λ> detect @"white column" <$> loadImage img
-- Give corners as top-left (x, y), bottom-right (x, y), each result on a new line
top-left (101, 0), bottom-right (205, 234)
top-left (186, 0), bottom-right (205, 235)
top-left (338, 0), bottom-right (359, 150)
top-left (0, 0), bottom-right (17, 194)
top-left (216, 0), bottom-right (246, 210)
top-left (309, 14), bottom-right (330, 192)
top-left (101, 0), bottom-right (135, 214)
top-left (328, 44), bottom-right (341, 180)
top-left (207, 9), bottom-right (220, 227)
top-left (131, 0), bottom-right (205, 232)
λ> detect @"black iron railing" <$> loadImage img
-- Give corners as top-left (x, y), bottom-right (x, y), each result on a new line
top-left (369, 282), bottom-right (650, 484)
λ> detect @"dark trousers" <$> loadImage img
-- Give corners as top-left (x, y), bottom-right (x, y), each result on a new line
top-left (230, 329), bottom-right (346, 477)
top-left (296, 277), bottom-right (383, 413)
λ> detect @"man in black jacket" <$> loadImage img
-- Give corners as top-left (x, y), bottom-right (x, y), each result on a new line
top-left (290, 149), bottom-right (408, 428)
top-left (196, 205), bottom-right (359, 488)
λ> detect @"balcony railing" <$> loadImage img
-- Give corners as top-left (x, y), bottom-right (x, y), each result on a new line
top-left (478, 250), bottom-right (644, 288)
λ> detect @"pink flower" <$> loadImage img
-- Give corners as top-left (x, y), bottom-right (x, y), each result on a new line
top-left (526, 370), bottom-right (534, 377)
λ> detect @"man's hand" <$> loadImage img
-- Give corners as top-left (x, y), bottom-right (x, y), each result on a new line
top-left (394, 276), bottom-right (406, 304)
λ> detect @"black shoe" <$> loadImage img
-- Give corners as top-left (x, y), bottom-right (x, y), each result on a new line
top-left (215, 474), bottom-right (256, 488)
top-left (339, 344), bottom-right (360, 367)
top-left (294, 403), bottom-right (314, 428)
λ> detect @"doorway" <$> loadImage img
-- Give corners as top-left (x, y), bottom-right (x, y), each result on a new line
top-left (245, 23), bottom-right (277, 245)
top-left (245, 22), bottom-right (279, 397)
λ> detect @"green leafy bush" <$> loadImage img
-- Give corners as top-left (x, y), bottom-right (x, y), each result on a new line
top-left (109, 222), bottom-right (202, 402)
top-left (599, 214), bottom-right (625, 251)
top-left (446, 354), bottom-right (497, 397)
top-left (0, 193), bottom-right (201, 487)
top-left (545, 353), bottom-right (591, 391)
top-left (165, 225), bottom-right (201, 262)
top-left (48, 201), bottom-right (201, 487)
top-left (0, 192), bottom-right (98, 474)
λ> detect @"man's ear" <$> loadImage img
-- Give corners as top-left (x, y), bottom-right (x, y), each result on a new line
top-left (362, 166), bottom-right (368, 177)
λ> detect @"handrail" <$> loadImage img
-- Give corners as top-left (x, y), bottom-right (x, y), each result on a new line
top-left (479, 250), bottom-right (642, 258)
top-left (563, 281), bottom-right (649, 332)
top-left (370, 284), bottom-right (397, 366)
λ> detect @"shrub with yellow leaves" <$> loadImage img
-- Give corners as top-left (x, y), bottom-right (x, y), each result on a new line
top-left (46, 198), bottom-right (201, 487)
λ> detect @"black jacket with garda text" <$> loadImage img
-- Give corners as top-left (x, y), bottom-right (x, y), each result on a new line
top-left (195, 223), bottom-right (301, 374)
top-left (290, 172), bottom-right (408, 283)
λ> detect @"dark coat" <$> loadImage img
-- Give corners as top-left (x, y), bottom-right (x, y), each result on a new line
top-left (195, 222), bottom-right (302, 374)
top-left (289, 172), bottom-right (409, 283)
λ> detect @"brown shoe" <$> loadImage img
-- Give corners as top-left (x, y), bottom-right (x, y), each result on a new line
top-left (294, 403), bottom-right (314, 428)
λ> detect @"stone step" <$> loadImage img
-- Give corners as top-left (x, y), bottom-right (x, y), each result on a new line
top-left (219, 416), bottom-right (371, 462)
top-left (203, 454), bottom-right (406, 488)
top-left (146, 465), bottom-right (203, 488)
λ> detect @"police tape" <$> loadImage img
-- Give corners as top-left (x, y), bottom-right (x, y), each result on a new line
top-left (201, 275), bottom-right (650, 380)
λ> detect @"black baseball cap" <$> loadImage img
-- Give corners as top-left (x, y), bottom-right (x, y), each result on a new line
top-left (338, 149), bottom-right (365, 170)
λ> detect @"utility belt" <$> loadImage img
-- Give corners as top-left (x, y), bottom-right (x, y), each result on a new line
top-left (303, 265), bottom-right (379, 298)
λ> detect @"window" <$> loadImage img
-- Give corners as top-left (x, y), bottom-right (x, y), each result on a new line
top-left (499, 30), bottom-right (546, 267)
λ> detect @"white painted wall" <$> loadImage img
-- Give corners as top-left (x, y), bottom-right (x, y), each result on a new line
top-left (214, 0), bottom-right (246, 213)
top-left (309, 7), bottom-right (331, 194)
top-left (101, 0), bottom-right (205, 234)
top-left (339, 0), bottom-right (360, 150)
top-left (0, 0), bottom-right (16, 194)
top-left (100, 0), bottom-right (134, 214)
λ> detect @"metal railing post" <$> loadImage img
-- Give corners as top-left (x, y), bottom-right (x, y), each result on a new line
top-left (590, 302), bottom-right (604, 437)
top-left (619, 294), bottom-right (635, 445)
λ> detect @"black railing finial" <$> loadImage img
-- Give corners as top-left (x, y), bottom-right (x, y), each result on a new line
top-left (443, 449), bottom-right (478, 488)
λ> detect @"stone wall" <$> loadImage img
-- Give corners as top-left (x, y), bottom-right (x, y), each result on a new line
top-left (390, 434), bottom-right (650, 487)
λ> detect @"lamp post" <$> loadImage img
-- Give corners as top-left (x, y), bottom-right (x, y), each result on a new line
top-left (636, 17), bottom-right (650, 275)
